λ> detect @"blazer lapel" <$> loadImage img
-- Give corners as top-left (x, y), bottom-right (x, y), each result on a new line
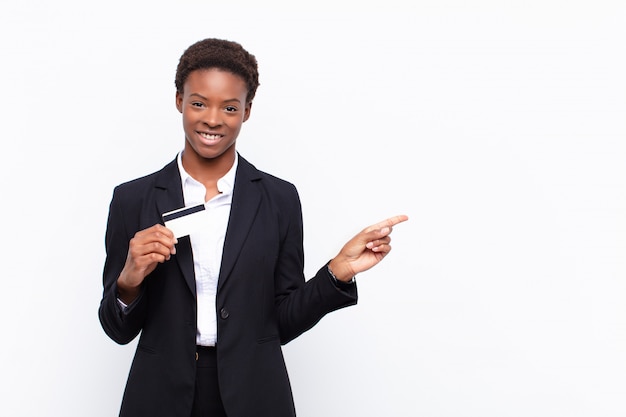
top-left (218, 156), bottom-right (262, 290)
top-left (154, 159), bottom-right (196, 296)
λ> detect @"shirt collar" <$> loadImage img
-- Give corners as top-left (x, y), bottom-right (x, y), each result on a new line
top-left (176, 151), bottom-right (238, 195)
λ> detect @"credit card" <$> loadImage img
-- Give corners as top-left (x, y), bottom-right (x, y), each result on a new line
top-left (162, 204), bottom-right (208, 238)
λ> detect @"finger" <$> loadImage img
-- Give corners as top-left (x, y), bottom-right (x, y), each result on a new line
top-left (135, 226), bottom-right (177, 253)
top-left (146, 250), bottom-right (171, 264)
top-left (129, 242), bottom-right (172, 263)
top-left (365, 214), bottom-right (409, 232)
top-left (155, 225), bottom-right (178, 254)
top-left (149, 240), bottom-right (176, 259)
top-left (154, 224), bottom-right (178, 242)
top-left (364, 239), bottom-right (393, 253)
top-left (134, 251), bottom-right (169, 266)
top-left (136, 224), bottom-right (177, 243)
top-left (131, 235), bottom-right (175, 253)
top-left (366, 236), bottom-right (391, 249)
top-left (130, 230), bottom-right (177, 258)
top-left (362, 225), bottom-right (395, 243)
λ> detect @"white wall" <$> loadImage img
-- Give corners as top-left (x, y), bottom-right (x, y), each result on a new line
top-left (1, 1), bottom-right (624, 416)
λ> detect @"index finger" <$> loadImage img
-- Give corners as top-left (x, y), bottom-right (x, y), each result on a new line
top-left (145, 223), bottom-right (177, 242)
top-left (366, 214), bottom-right (409, 232)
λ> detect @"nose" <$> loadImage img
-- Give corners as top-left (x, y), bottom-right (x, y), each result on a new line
top-left (203, 107), bottom-right (222, 127)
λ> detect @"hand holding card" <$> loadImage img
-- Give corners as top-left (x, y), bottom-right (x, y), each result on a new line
top-left (117, 223), bottom-right (177, 304)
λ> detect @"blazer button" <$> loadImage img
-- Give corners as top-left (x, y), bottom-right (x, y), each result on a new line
top-left (220, 308), bottom-right (229, 319)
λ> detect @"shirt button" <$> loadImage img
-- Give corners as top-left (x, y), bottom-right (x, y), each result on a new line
top-left (220, 308), bottom-right (229, 319)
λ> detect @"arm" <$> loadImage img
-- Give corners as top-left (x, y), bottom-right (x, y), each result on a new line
top-left (271, 187), bottom-right (358, 344)
top-left (273, 185), bottom-right (408, 343)
top-left (98, 190), bottom-right (177, 344)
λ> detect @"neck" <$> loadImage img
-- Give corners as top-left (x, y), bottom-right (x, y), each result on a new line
top-left (181, 148), bottom-right (236, 185)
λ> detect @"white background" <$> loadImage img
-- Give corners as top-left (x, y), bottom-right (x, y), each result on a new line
top-left (1, 1), bottom-right (624, 416)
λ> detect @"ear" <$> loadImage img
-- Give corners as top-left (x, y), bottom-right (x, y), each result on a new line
top-left (243, 101), bottom-right (252, 122)
top-left (175, 91), bottom-right (183, 113)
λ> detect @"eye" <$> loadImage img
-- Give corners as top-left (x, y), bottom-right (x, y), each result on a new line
top-left (225, 106), bottom-right (238, 112)
top-left (191, 102), bottom-right (204, 108)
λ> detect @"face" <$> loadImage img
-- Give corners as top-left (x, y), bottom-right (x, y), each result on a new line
top-left (176, 69), bottom-right (251, 164)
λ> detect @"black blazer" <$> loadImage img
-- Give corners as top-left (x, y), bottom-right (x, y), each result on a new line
top-left (98, 155), bottom-right (357, 417)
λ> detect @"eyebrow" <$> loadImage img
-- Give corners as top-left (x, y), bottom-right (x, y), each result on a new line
top-left (189, 93), bottom-right (242, 103)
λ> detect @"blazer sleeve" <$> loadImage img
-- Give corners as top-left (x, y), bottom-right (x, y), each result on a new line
top-left (272, 184), bottom-right (358, 344)
top-left (98, 185), bottom-right (149, 345)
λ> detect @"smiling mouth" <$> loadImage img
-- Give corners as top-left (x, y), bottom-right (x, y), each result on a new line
top-left (198, 132), bottom-right (224, 140)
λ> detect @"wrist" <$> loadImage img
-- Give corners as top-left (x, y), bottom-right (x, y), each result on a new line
top-left (327, 260), bottom-right (355, 283)
top-left (116, 274), bottom-right (141, 304)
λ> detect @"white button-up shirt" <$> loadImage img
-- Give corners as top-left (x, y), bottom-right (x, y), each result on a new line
top-left (177, 152), bottom-right (237, 346)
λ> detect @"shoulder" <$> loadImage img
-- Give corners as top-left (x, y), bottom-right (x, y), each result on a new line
top-left (237, 155), bottom-right (298, 196)
top-left (112, 158), bottom-right (178, 196)
top-left (108, 158), bottom-right (179, 214)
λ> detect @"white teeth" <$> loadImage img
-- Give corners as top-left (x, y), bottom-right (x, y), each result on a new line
top-left (199, 132), bottom-right (221, 140)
